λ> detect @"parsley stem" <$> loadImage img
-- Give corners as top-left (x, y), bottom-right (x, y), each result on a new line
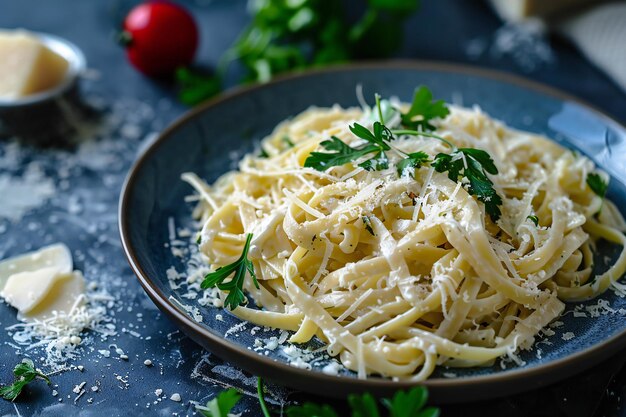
top-left (375, 93), bottom-right (384, 125)
top-left (257, 377), bottom-right (272, 417)
top-left (391, 129), bottom-right (455, 149)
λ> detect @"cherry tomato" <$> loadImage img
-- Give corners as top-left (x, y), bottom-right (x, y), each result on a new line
top-left (121, 1), bottom-right (199, 77)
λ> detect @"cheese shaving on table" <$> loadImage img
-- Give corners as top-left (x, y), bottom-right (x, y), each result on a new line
top-left (0, 244), bottom-right (116, 370)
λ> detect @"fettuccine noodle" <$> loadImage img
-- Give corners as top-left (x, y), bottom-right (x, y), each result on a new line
top-left (184, 98), bottom-right (626, 380)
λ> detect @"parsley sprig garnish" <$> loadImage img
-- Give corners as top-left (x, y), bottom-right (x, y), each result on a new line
top-left (395, 92), bottom-right (503, 220)
top-left (201, 233), bottom-right (259, 311)
top-left (303, 125), bottom-right (390, 171)
top-left (431, 147), bottom-right (502, 221)
top-left (0, 359), bottom-right (50, 402)
top-left (305, 91), bottom-right (451, 175)
top-left (394, 125), bottom-right (503, 220)
top-left (199, 378), bottom-right (440, 417)
top-left (400, 86), bottom-right (451, 132)
top-left (304, 95), bottom-right (397, 172)
top-left (303, 87), bottom-right (503, 220)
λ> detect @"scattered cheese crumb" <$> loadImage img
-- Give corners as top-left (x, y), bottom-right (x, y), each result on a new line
top-left (170, 393), bottom-right (181, 402)
top-left (322, 361), bottom-right (343, 376)
top-left (72, 382), bottom-right (86, 394)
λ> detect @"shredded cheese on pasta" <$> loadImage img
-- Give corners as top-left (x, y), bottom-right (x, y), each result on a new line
top-left (184, 101), bottom-right (626, 380)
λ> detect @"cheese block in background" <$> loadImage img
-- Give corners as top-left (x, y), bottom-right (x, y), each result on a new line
top-left (488, 0), bottom-right (597, 21)
top-left (0, 30), bottom-right (69, 100)
top-left (0, 243), bottom-right (73, 291)
top-left (24, 271), bottom-right (86, 321)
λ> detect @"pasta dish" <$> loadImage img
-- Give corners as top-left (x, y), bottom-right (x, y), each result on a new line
top-left (183, 87), bottom-right (626, 380)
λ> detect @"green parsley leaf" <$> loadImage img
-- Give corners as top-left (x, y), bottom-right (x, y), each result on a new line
top-left (397, 151), bottom-right (429, 177)
top-left (432, 148), bottom-right (502, 221)
top-left (400, 86), bottom-right (450, 131)
top-left (0, 359), bottom-right (50, 402)
top-left (348, 392), bottom-right (382, 417)
top-left (350, 122), bottom-right (393, 149)
top-left (587, 173), bottom-right (608, 199)
top-left (198, 388), bottom-right (242, 417)
top-left (382, 386), bottom-right (438, 417)
top-left (0, 384), bottom-right (24, 402)
top-left (175, 67), bottom-right (221, 106)
top-left (304, 136), bottom-right (380, 171)
top-left (225, 1), bottom-right (419, 86)
top-left (284, 387), bottom-right (438, 417)
top-left (304, 121), bottom-right (396, 171)
top-left (205, 380), bottom-right (441, 417)
top-left (287, 403), bottom-right (340, 417)
top-left (527, 215), bottom-right (539, 226)
top-left (362, 216), bottom-right (376, 236)
top-left (12, 361), bottom-right (42, 379)
top-left (368, 0), bottom-right (421, 14)
top-left (201, 233), bottom-right (259, 310)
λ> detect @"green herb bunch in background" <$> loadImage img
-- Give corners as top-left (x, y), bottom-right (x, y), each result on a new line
top-left (177, 0), bottom-right (420, 105)
top-left (197, 378), bottom-right (440, 417)
top-left (229, 0), bottom-right (420, 82)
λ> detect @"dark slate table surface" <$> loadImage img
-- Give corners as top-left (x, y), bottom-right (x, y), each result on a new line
top-left (0, 0), bottom-right (625, 416)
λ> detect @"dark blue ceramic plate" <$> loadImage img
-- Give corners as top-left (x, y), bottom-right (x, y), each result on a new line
top-left (119, 62), bottom-right (626, 402)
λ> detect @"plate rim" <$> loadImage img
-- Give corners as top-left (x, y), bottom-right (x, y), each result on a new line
top-left (118, 60), bottom-right (626, 402)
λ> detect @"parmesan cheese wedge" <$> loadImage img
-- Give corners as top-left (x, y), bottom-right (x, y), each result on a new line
top-left (0, 243), bottom-right (73, 291)
top-left (0, 266), bottom-right (66, 313)
top-left (0, 30), bottom-right (69, 100)
top-left (23, 271), bottom-right (86, 321)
